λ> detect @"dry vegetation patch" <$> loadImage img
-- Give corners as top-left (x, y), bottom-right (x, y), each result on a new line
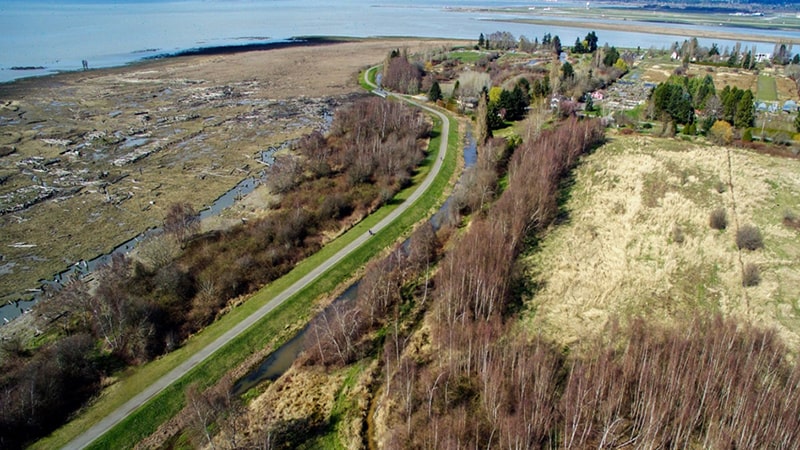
top-left (522, 133), bottom-right (800, 349)
top-left (0, 38), bottom-right (461, 306)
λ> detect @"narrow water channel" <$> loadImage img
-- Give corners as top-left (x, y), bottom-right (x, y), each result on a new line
top-left (233, 128), bottom-right (478, 393)
top-left (0, 146), bottom-right (284, 324)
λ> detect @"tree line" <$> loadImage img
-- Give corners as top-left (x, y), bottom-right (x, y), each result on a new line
top-left (648, 73), bottom-right (756, 140)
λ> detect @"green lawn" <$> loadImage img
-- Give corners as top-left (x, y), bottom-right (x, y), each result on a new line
top-left (448, 50), bottom-right (485, 63)
top-left (34, 70), bottom-right (460, 450)
top-left (757, 75), bottom-right (778, 102)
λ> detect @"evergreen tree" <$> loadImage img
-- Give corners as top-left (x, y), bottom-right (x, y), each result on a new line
top-left (552, 35), bottom-right (562, 55)
top-left (487, 102), bottom-right (505, 130)
top-left (573, 37), bottom-right (585, 54)
top-left (585, 95), bottom-right (594, 113)
top-left (734, 89), bottom-right (754, 129)
top-left (795, 111), bottom-right (800, 133)
top-left (586, 31), bottom-right (598, 53)
top-left (793, 54), bottom-right (800, 65)
top-left (727, 51), bottom-right (738, 67)
top-left (517, 77), bottom-right (530, 97)
top-left (720, 85), bottom-right (742, 124)
top-left (478, 33), bottom-right (485, 48)
top-left (510, 84), bottom-right (529, 120)
top-left (651, 82), bottom-right (693, 124)
top-left (693, 74), bottom-right (715, 109)
top-left (742, 51), bottom-right (751, 70)
top-left (428, 81), bottom-right (442, 102)
top-left (450, 80), bottom-right (460, 100)
top-left (532, 76), bottom-right (551, 99)
top-left (603, 46), bottom-right (620, 67)
top-left (709, 43), bottom-right (720, 57)
top-left (561, 61), bottom-right (574, 81)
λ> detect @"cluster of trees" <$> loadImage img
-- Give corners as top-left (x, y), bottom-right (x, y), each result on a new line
top-left (670, 38), bottom-right (799, 70)
top-left (303, 221), bottom-right (440, 368)
top-left (773, 42), bottom-right (799, 66)
top-left (365, 112), bottom-right (799, 446)
top-left (718, 85), bottom-right (755, 129)
top-left (383, 49), bottom-right (423, 94)
top-left (572, 31), bottom-right (599, 54)
top-left (2, 97), bottom-right (430, 449)
top-left (480, 80), bottom-right (531, 134)
top-left (477, 31), bottom-right (563, 54)
top-left (383, 312), bottom-right (800, 448)
top-left (649, 74), bottom-right (755, 135)
top-left (651, 81), bottom-right (696, 125)
top-left (0, 333), bottom-right (101, 449)
top-left (378, 117), bottom-right (606, 447)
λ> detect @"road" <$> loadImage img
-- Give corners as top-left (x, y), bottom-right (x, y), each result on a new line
top-left (64, 68), bottom-right (450, 449)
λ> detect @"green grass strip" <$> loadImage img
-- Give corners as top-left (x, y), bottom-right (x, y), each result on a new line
top-left (35, 70), bottom-right (459, 450)
top-left (757, 75), bottom-right (778, 102)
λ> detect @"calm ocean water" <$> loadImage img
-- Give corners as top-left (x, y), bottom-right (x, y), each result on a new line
top-left (0, 0), bottom-right (788, 83)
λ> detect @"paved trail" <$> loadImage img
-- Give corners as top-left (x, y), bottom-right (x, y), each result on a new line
top-left (65, 68), bottom-right (450, 449)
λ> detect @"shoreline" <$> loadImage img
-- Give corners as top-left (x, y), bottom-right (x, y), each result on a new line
top-left (0, 36), bottom-right (351, 87)
top-left (493, 18), bottom-right (800, 46)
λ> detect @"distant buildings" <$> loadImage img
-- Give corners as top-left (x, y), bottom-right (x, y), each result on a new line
top-left (755, 53), bottom-right (772, 63)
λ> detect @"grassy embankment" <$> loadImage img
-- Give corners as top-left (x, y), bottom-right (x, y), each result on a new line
top-left (34, 69), bottom-right (460, 450)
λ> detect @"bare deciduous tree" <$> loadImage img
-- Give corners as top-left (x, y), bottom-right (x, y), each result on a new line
top-left (164, 202), bottom-right (200, 243)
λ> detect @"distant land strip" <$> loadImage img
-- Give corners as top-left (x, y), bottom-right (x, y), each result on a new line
top-left (492, 18), bottom-right (800, 45)
top-left (145, 36), bottom-right (345, 60)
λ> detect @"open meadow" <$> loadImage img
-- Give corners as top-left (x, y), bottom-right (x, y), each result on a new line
top-left (522, 132), bottom-right (800, 351)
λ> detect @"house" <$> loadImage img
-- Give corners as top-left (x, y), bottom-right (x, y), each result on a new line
top-left (457, 96), bottom-right (478, 110)
top-left (783, 100), bottom-right (798, 113)
top-left (550, 95), bottom-right (562, 110)
top-left (591, 91), bottom-right (605, 100)
top-left (756, 102), bottom-right (768, 112)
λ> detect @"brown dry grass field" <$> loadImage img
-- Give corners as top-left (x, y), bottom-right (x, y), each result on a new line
top-left (0, 38), bottom-right (461, 306)
top-left (521, 132), bottom-right (800, 352)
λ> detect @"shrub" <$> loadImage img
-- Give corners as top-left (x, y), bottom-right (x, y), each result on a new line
top-left (708, 120), bottom-right (733, 145)
top-left (742, 263), bottom-right (761, 287)
top-left (783, 210), bottom-right (800, 230)
top-left (709, 207), bottom-right (727, 230)
top-left (736, 224), bottom-right (764, 250)
top-left (671, 223), bottom-right (685, 244)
